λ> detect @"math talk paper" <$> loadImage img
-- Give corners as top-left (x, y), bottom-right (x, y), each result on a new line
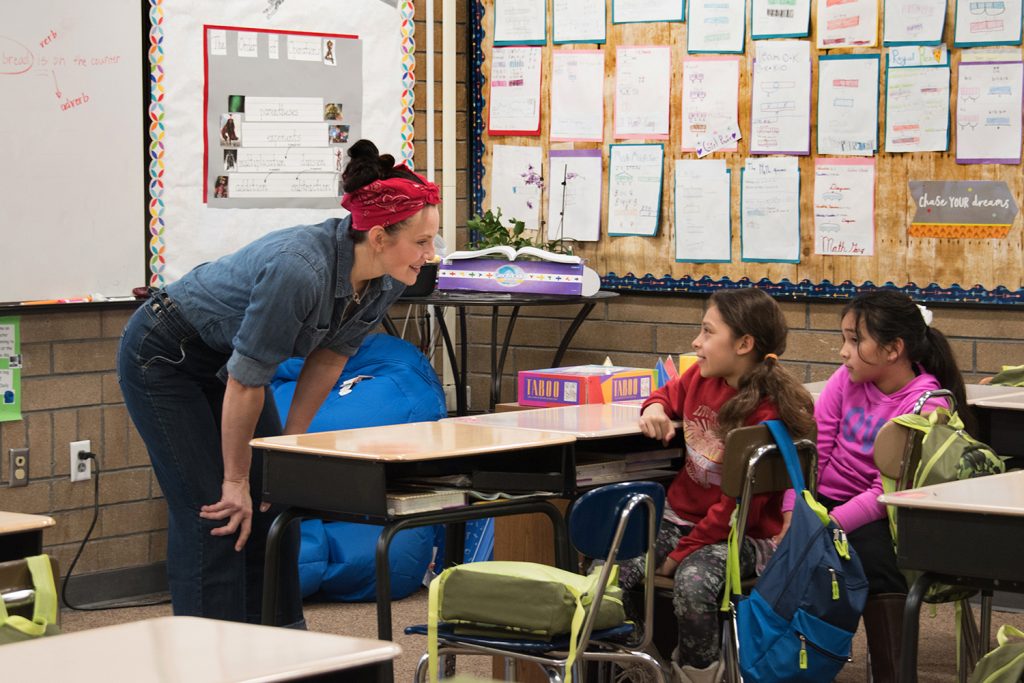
top-left (490, 144), bottom-right (544, 230)
top-left (688, 0), bottom-right (747, 52)
top-left (741, 156), bottom-right (801, 262)
top-left (752, 0), bottom-right (812, 38)
top-left (817, 55), bottom-right (881, 155)
top-left (613, 0), bottom-right (685, 23)
top-left (615, 46), bottom-right (672, 139)
top-left (817, 0), bottom-right (879, 47)
top-left (956, 61), bottom-right (1024, 163)
top-left (607, 144), bottom-right (665, 236)
top-left (548, 149), bottom-right (604, 242)
top-left (750, 40), bottom-right (812, 154)
top-left (553, 0), bottom-right (607, 43)
top-left (813, 158), bottom-right (876, 256)
top-left (488, 47), bottom-right (543, 135)
top-left (494, 0), bottom-right (548, 45)
top-left (954, 0), bottom-right (1023, 46)
top-left (885, 64), bottom-right (950, 152)
top-left (675, 159), bottom-right (732, 262)
top-left (681, 57), bottom-right (741, 151)
top-left (551, 50), bottom-right (605, 141)
top-left (883, 0), bottom-right (947, 44)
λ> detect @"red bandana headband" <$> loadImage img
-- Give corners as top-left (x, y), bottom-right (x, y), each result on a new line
top-left (340, 168), bottom-right (441, 231)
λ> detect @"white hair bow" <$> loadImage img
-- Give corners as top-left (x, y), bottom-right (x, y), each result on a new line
top-left (916, 304), bottom-right (933, 327)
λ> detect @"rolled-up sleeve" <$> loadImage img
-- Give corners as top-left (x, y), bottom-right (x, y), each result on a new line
top-left (227, 251), bottom-right (322, 386)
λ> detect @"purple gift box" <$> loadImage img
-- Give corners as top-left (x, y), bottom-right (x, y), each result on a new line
top-left (438, 258), bottom-right (584, 295)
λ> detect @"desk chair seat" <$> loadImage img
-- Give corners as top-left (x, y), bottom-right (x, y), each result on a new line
top-left (408, 481), bottom-right (669, 683)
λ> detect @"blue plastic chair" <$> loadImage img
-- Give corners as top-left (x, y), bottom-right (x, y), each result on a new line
top-left (406, 481), bottom-right (669, 682)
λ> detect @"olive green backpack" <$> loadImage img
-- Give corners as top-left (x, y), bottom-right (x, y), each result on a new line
top-left (969, 625), bottom-right (1024, 683)
top-left (426, 561), bottom-right (626, 683)
top-left (0, 555), bottom-right (61, 645)
top-left (885, 406), bottom-right (1005, 603)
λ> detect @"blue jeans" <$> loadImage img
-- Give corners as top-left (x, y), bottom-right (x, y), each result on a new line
top-left (117, 292), bottom-right (303, 625)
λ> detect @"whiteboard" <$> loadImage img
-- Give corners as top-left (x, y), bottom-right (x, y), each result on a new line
top-left (0, 0), bottom-right (144, 303)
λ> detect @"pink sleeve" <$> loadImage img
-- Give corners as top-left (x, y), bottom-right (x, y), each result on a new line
top-left (781, 488), bottom-right (796, 513)
top-left (828, 471), bottom-right (886, 532)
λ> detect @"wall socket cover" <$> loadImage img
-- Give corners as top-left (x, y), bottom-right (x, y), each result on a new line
top-left (9, 447), bottom-right (29, 488)
top-left (70, 440), bottom-right (92, 482)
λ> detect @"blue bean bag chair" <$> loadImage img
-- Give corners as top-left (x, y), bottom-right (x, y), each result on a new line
top-left (271, 333), bottom-right (448, 601)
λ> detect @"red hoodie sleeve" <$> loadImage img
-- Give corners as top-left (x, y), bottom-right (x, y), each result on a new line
top-left (641, 365), bottom-right (698, 419)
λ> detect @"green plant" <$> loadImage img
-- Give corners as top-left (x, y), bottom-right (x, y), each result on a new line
top-left (466, 208), bottom-right (572, 254)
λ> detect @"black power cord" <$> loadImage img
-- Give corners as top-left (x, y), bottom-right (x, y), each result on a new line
top-left (60, 451), bottom-right (171, 611)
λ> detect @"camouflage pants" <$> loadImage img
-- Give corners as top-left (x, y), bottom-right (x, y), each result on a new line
top-left (620, 520), bottom-right (774, 669)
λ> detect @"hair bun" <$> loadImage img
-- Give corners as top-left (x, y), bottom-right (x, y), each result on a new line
top-left (378, 154), bottom-right (396, 173)
top-left (342, 139), bottom-right (383, 193)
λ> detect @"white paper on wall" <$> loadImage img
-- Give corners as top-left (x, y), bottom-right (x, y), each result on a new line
top-left (813, 158), bottom-right (876, 256)
top-left (750, 40), bottom-right (811, 154)
top-left (675, 159), bottom-right (732, 262)
top-left (741, 156), bottom-right (801, 262)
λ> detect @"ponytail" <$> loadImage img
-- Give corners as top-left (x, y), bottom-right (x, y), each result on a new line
top-left (922, 326), bottom-right (975, 434)
top-left (718, 356), bottom-right (816, 440)
top-left (709, 289), bottom-right (817, 441)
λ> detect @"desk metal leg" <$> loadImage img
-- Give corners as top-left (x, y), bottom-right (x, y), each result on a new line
top-left (261, 508), bottom-right (304, 626)
top-left (901, 572), bottom-right (937, 683)
top-left (491, 305), bottom-right (520, 412)
top-left (433, 306), bottom-right (466, 416)
top-left (554, 302), bottom-right (597, 367)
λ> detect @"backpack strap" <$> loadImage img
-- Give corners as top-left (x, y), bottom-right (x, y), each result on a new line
top-left (763, 420), bottom-right (805, 492)
top-left (0, 555), bottom-right (57, 638)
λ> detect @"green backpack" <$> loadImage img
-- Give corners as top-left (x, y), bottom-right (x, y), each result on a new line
top-left (426, 561), bottom-right (626, 683)
top-left (969, 625), bottom-right (1024, 683)
top-left (885, 406), bottom-right (1005, 603)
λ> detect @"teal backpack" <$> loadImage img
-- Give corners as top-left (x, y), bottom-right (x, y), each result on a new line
top-left (885, 404), bottom-right (1005, 604)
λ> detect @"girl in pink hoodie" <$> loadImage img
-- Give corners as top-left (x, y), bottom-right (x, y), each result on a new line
top-left (780, 290), bottom-right (971, 683)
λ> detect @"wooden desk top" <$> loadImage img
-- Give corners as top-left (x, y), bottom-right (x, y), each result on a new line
top-left (251, 421), bottom-right (575, 461)
top-left (879, 470), bottom-right (1024, 517)
top-left (2, 616), bottom-right (401, 682)
top-left (969, 388), bottom-right (1024, 410)
top-left (0, 511), bottom-right (55, 535)
top-left (447, 402), bottom-right (651, 440)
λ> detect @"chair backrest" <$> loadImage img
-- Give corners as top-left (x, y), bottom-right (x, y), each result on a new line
top-left (873, 389), bottom-right (955, 488)
top-left (568, 480), bottom-right (666, 562)
top-left (721, 424), bottom-right (817, 499)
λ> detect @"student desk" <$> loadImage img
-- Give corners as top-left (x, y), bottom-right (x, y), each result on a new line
top-left (2, 616), bottom-right (401, 682)
top-left (389, 290), bottom-right (618, 415)
top-left (446, 403), bottom-right (680, 566)
top-left (0, 511), bottom-right (55, 562)
top-left (968, 387), bottom-right (1024, 458)
top-left (251, 422), bottom-right (576, 648)
top-left (879, 471), bottom-right (1024, 683)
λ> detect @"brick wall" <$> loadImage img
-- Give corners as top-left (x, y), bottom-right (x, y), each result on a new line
top-left (460, 296), bottom-right (1024, 412)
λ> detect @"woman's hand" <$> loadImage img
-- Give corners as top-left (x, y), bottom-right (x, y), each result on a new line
top-left (639, 404), bottom-right (675, 445)
top-left (656, 557), bottom-right (679, 577)
top-left (771, 510), bottom-right (792, 546)
top-left (200, 477), bottom-right (253, 551)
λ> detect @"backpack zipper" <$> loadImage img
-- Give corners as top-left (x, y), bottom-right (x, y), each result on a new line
top-left (797, 631), bottom-right (849, 664)
top-left (828, 567), bottom-right (839, 600)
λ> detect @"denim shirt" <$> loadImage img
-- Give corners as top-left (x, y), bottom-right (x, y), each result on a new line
top-left (165, 216), bottom-right (404, 387)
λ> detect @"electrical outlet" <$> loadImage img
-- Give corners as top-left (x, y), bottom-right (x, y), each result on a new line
top-left (8, 448), bottom-right (29, 487)
top-left (69, 440), bottom-right (92, 482)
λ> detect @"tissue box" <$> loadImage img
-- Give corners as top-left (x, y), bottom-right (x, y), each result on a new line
top-left (438, 258), bottom-right (584, 295)
top-left (517, 365), bottom-right (657, 408)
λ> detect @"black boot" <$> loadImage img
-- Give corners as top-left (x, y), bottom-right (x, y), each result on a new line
top-left (863, 593), bottom-right (906, 683)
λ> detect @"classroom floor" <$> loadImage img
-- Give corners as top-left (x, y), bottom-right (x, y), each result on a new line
top-left (58, 589), bottom-right (1024, 682)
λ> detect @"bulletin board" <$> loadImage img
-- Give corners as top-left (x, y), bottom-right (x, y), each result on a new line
top-left (469, 0), bottom-right (1024, 305)
top-left (148, 0), bottom-right (416, 286)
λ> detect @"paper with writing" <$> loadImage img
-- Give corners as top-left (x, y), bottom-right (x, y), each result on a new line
top-left (813, 158), bottom-right (876, 256)
top-left (614, 46), bottom-right (672, 139)
top-left (750, 40), bottom-right (811, 155)
top-left (675, 159), bottom-right (732, 262)
top-left (954, 0), bottom-right (1023, 46)
top-left (494, 0), bottom-right (548, 45)
top-left (817, 0), bottom-right (879, 47)
top-left (688, 0), bottom-right (747, 52)
top-left (488, 47), bottom-right (543, 135)
top-left (884, 64), bottom-right (950, 152)
top-left (956, 61), bottom-right (1024, 163)
top-left (752, 0), bottom-right (811, 38)
top-left (547, 149), bottom-right (604, 242)
top-left (551, 50), bottom-right (605, 141)
top-left (553, 0), bottom-right (607, 42)
top-left (817, 55), bottom-right (880, 156)
top-left (883, 0), bottom-right (947, 44)
top-left (608, 144), bottom-right (665, 236)
top-left (490, 144), bottom-right (544, 230)
top-left (741, 157), bottom-right (801, 262)
top-left (613, 0), bottom-right (685, 22)
top-left (681, 57), bottom-right (741, 151)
